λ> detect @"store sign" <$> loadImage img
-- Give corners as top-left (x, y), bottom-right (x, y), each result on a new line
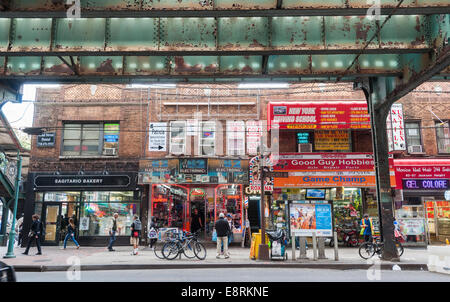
top-left (394, 159), bottom-right (450, 189)
top-left (397, 219), bottom-right (425, 236)
top-left (403, 179), bottom-right (450, 190)
top-left (249, 156), bottom-right (273, 192)
top-left (179, 158), bottom-right (208, 174)
top-left (37, 132), bottom-right (56, 147)
top-left (268, 101), bottom-right (370, 130)
top-left (273, 153), bottom-right (396, 188)
top-left (297, 132), bottom-right (310, 144)
top-left (387, 104), bottom-right (406, 151)
top-left (314, 130), bottom-right (350, 150)
top-left (149, 122), bottom-right (167, 152)
top-left (34, 175), bottom-right (131, 188)
top-left (289, 203), bottom-right (333, 237)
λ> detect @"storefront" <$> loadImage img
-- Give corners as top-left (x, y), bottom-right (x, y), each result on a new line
top-left (25, 172), bottom-right (141, 246)
top-left (139, 158), bottom-right (248, 241)
top-left (394, 159), bottom-right (450, 244)
top-left (271, 153), bottom-right (396, 239)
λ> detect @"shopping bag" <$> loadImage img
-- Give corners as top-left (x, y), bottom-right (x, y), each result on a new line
top-left (148, 227), bottom-right (158, 239)
top-left (360, 228), bottom-right (365, 236)
top-left (212, 229), bottom-right (217, 242)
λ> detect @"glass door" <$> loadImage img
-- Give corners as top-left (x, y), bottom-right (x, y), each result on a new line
top-left (42, 203), bottom-right (61, 245)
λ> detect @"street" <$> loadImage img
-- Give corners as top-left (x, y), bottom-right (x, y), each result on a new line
top-left (15, 268), bottom-right (450, 282)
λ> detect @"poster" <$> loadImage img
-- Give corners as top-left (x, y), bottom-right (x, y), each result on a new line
top-left (246, 120), bottom-right (263, 155)
top-left (149, 122), bottom-right (167, 152)
top-left (398, 219), bottom-right (426, 236)
top-left (79, 217), bottom-right (90, 231)
top-left (289, 203), bottom-right (333, 237)
top-left (390, 103), bottom-right (406, 151)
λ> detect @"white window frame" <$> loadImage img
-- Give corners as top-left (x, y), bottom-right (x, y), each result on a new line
top-left (227, 121), bottom-right (245, 156)
top-left (169, 121), bottom-right (187, 155)
top-left (199, 121), bottom-right (216, 156)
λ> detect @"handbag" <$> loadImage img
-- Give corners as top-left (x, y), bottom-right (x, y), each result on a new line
top-left (212, 229), bottom-right (217, 242)
top-left (133, 231), bottom-right (139, 237)
top-left (28, 231), bottom-right (34, 238)
top-left (148, 227), bottom-right (158, 239)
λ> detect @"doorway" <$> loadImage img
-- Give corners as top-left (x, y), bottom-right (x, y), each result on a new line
top-left (42, 203), bottom-right (61, 245)
top-left (59, 203), bottom-right (79, 245)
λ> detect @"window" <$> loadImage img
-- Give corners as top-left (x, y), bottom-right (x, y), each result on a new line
top-left (62, 123), bottom-right (119, 156)
top-left (227, 121), bottom-right (245, 156)
top-left (436, 121), bottom-right (450, 153)
top-left (405, 122), bottom-right (422, 147)
top-left (199, 121), bottom-right (216, 156)
top-left (169, 121), bottom-right (186, 154)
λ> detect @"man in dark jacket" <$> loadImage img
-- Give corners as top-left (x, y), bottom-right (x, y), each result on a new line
top-left (23, 214), bottom-right (43, 255)
top-left (215, 213), bottom-right (231, 259)
top-left (107, 213), bottom-right (119, 251)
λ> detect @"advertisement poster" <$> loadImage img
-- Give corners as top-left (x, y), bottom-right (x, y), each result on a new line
top-left (397, 219), bottom-right (425, 236)
top-left (149, 122), bottom-right (167, 152)
top-left (79, 217), bottom-right (90, 231)
top-left (268, 101), bottom-right (370, 130)
top-left (246, 120), bottom-right (263, 155)
top-left (314, 130), bottom-right (350, 151)
top-left (289, 203), bottom-right (333, 237)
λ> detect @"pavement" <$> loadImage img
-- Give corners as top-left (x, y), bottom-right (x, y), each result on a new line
top-left (0, 242), bottom-right (435, 272)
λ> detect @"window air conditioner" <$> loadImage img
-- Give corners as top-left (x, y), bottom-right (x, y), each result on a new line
top-left (104, 148), bottom-right (117, 156)
top-left (298, 144), bottom-right (313, 153)
top-left (408, 145), bottom-right (423, 154)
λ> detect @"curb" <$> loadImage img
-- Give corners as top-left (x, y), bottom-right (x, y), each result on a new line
top-left (12, 262), bottom-right (429, 272)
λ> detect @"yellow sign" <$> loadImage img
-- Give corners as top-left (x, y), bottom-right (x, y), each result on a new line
top-left (314, 130), bottom-right (350, 150)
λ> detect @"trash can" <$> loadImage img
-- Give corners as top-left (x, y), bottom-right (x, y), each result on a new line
top-left (249, 230), bottom-right (269, 260)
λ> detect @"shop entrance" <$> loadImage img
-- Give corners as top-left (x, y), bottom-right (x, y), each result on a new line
top-left (59, 202), bottom-right (79, 244)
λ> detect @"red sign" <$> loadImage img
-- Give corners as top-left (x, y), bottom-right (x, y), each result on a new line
top-left (268, 101), bottom-right (370, 130)
top-left (274, 153), bottom-right (376, 171)
top-left (394, 159), bottom-right (450, 189)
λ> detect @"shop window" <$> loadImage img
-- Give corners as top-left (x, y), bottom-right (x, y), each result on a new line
top-left (79, 202), bottom-right (139, 237)
top-left (405, 122), bottom-right (422, 152)
top-left (62, 122), bottom-right (119, 156)
top-left (44, 192), bottom-right (81, 202)
top-left (435, 121), bottom-right (450, 154)
top-left (170, 121), bottom-right (187, 155)
top-left (199, 121), bottom-right (216, 156)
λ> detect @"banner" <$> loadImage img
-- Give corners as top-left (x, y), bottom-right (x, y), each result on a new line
top-left (149, 122), bottom-right (167, 152)
top-left (246, 120), bottom-right (263, 155)
top-left (314, 130), bottom-right (350, 151)
top-left (268, 101), bottom-right (370, 130)
top-left (289, 203), bottom-right (333, 237)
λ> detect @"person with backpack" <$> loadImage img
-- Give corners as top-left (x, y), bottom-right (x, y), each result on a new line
top-left (130, 215), bottom-right (142, 255)
top-left (148, 216), bottom-right (158, 250)
top-left (63, 218), bottom-right (80, 249)
top-left (22, 214), bottom-right (43, 255)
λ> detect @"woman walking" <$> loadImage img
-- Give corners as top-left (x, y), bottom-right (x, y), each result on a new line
top-left (130, 215), bottom-right (142, 255)
top-left (63, 218), bottom-right (80, 249)
top-left (148, 217), bottom-right (158, 250)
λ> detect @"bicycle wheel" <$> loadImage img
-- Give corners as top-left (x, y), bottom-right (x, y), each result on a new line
top-left (396, 242), bottom-right (404, 257)
top-left (182, 240), bottom-right (197, 259)
top-left (358, 242), bottom-right (375, 259)
top-left (162, 241), bottom-right (180, 260)
top-left (193, 241), bottom-right (207, 260)
top-left (153, 243), bottom-right (165, 259)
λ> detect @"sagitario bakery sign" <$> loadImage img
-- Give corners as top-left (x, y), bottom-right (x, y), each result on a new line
top-left (34, 175), bottom-right (131, 188)
top-left (273, 153), bottom-right (396, 188)
top-left (268, 101), bottom-right (370, 130)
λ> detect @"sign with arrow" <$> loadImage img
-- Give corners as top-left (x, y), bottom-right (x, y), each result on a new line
top-left (149, 122), bottom-right (167, 152)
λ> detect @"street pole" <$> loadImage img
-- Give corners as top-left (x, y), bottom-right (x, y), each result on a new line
top-left (258, 141), bottom-right (270, 261)
top-left (4, 151), bottom-right (22, 258)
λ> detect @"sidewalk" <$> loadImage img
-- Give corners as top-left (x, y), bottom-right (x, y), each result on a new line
top-left (0, 243), bottom-right (431, 272)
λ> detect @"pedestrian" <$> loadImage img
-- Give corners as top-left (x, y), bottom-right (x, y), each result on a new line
top-left (15, 214), bottom-right (24, 247)
top-left (191, 208), bottom-right (203, 235)
top-left (63, 218), bottom-right (80, 249)
top-left (148, 216), bottom-right (158, 250)
top-left (360, 214), bottom-right (374, 243)
top-left (226, 214), bottom-right (234, 245)
top-left (130, 215), bottom-right (142, 255)
top-left (214, 213), bottom-right (231, 259)
top-left (107, 213), bottom-right (119, 252)
top-left (22, 214), bottom-right (43, 255)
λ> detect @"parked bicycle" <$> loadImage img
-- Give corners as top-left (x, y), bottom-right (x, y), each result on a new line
top-left (153, 229), bottom-right (180, 259)
top-left (162, 230), bottom-right (207, 260)
top-left (358, 236), bottom-right (404, 260)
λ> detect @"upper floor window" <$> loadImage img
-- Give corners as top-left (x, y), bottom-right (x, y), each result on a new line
top-left (436, 121), bottom-right (450, 154)
top-left (227, 121), bottom-right (245, 156)
top-left (199, 121), bottom-right (216, 156)
top-left (169, 121), bottom-right (186, 154)
top-left (405, 122), bottom-right (422, 151)
top-left (62, 122), bottom-right (119, 156)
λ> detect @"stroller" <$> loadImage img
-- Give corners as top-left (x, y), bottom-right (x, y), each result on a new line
top-left (266, 229), bottom-right (288, 261)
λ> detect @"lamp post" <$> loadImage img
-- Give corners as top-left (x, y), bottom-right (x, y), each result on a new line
top-left (258, 141), bottom-right (270, 261)
top-left (3, 151), bottom-right (22, 258)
